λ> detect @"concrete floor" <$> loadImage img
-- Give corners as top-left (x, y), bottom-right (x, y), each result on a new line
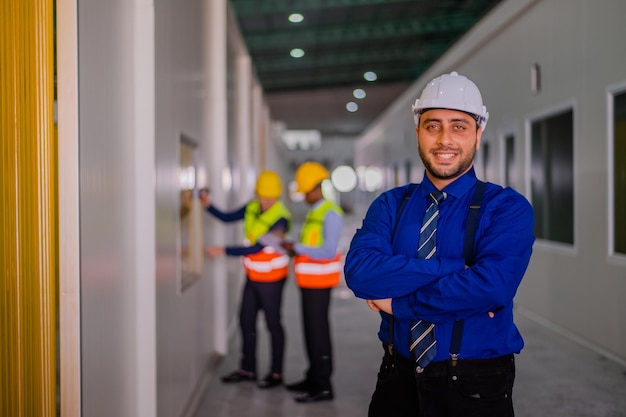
top-left (192, 216), bottom-right (626, 417)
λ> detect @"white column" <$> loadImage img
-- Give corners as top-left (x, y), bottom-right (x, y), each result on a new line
top-left (57, 0), bottom-right (81, 415)
top-left (203, 0), bottom-right (228, 356)
top-left (251, 81), bottom-right (263, 173)
top-left (262, 103), bottom-right (273, 170)
top-left (132, 1), bottom-right (156, 416)
top-left (235, 54), bottom-right (252, 203)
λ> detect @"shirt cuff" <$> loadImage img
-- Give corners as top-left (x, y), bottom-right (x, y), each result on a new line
top-left (392, 294), bottom-right (415, 321)
top-left (294, 242), bottom-right (305, 255)
top-left (257, 234), bottom-right (287, 254)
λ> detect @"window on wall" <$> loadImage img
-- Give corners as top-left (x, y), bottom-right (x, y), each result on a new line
top-left (613, 91), bottom-right (626, 255)
top-left (504, 134), bottom-right (522, 192)
top-left (405, 160), bottom-right (412, 184)
top-left (481, 141), bottom-right (491, 181)
top-left (530, 109), bottom-right (574, 244)
top-left (393, 163), bottom-right (400, 187)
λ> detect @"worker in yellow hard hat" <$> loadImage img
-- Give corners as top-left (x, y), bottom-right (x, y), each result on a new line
top-left (281, 161), bottom-right (344, 403)
top-left (202, 170), bottom-right (292, 389)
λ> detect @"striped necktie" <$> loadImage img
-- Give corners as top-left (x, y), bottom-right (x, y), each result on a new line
top-left (410, 191), bottom-right (446, 373)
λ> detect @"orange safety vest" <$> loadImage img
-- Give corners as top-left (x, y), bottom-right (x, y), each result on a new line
top-left (242, 200), bottom-right (291, 282)
top-left (294, 253), bottom-right (342, 289)
top-left (294, 200), bottom-right (343, 289)
top-left (244, 247), bottom-right (290, 282)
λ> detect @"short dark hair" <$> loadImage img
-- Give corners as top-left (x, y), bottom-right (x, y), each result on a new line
top-left (418, 108), bottom-right (482, 131)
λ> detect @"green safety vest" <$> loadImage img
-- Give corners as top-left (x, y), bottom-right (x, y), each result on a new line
top-left (244, 200), bottom-right (291, 244)
top-left (242, 200), bottom-right (292, 282)
top-left (299, 200), bottom-right (343, 246)
top-left (295, 200), bottom-right (343, 289)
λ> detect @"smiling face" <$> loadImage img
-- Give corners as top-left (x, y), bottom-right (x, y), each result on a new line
top-left (416, 108), bottom-right (482, 189)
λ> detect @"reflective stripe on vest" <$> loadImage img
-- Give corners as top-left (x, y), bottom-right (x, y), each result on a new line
top-left (295, 200), bottom-right (343, 288)
top-left (244, 247), bottom-right (289, 282)
top-left (242, 200), bottom-right (291, 282)
top-left (294, 253), bottom-right (341, 289)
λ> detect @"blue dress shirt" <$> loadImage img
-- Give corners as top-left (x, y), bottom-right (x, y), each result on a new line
top-left (344, 168), bottom-right (534, 361)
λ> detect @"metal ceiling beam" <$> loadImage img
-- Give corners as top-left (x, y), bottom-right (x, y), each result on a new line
top-left (244, 14), bottom-right (474, 50)
top-left (255, 42), bottom-right (448, 72)
top-left (231, 0), bottom-right (422, 16)
top-left (259, 65), bottom-right (427, 91)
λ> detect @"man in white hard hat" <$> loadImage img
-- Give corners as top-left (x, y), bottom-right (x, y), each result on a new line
top-left (344, 72), bottom-right (534, 417)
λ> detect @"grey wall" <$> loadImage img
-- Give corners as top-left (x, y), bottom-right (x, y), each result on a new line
top-left (78, 0), bottom-right (157, 415)
top-left (76, 0), bottom-right (271, 416)
top-left (154, 1), bottom-right (215, 416)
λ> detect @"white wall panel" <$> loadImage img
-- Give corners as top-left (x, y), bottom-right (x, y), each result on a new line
top-left (78, 0), bottom-right (155, 415)
top-left (154, 0), bottom-right (224, 416)
top-left (78, 0), bottom-right (240, 415)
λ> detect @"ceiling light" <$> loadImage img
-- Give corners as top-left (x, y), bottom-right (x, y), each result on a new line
top-left (364, 71), bottom-right (378, 82)
top-left (331, 165), bottom-right (357, 192)
top-left (282, 129), bottom-right (321, 150)
top-left (346, 102), bottom-right (358, 112)
top-left (290, 48), bottom-right (305, 58)
top-left (353, 88), bottom-right (366, 99)
top-left (357, 166), bottom-right (383, 192)
top-left (288, 13), bottom-right (304, 23)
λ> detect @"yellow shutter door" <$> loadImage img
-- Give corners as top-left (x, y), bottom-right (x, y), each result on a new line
top-left (0, 0), bottom-right (57, 416)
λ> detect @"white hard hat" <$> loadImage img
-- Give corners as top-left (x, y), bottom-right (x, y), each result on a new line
top-left (412, 71), bottom-right (489, 130)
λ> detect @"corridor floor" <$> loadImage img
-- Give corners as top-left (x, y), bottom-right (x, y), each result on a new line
top-left (192, 216), bottom-right (626, 417)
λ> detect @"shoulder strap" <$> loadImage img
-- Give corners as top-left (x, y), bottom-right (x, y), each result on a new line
top-left (388, 184), bottom-right (417, 354)
top-left (391, 184), bottom-right (416, 243)
top-left (450, 180), bottom-right (486, 361)
top-left (462, 180), bottom-right (486, 265)
top-left (387, 182), bottom-right (486, 359)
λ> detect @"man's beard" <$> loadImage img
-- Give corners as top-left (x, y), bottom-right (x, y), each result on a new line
top-left (418, 143), bottom-right (477, 181)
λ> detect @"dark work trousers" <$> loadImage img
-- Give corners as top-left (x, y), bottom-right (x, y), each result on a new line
top-left (300, 287), bottom-right (333, 392)
top-left (416, 354), bottom-right (516, 417)
top-left (239, 276), bottom-right (287, 375)
top-left (368, 345), bottom-right (420, 417)
top-left (368, 348), bottom-right (515, 417)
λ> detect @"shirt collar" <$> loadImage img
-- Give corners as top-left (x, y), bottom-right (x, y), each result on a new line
top-left (311, 198), bottom-right (326, 209)
top-left (419, 167), bottom-right (478, 200)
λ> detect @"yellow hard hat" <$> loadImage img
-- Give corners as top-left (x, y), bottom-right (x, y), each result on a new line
top-left (255, 170), bottom-right (283, 199)
top-left (294, 162), bottom-right (329, 194)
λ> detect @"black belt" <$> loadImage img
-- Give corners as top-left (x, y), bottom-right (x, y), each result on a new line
top-left (418, 354), bottom-right (515, 378)
top-left (382, 343), bottom-right (413, 365)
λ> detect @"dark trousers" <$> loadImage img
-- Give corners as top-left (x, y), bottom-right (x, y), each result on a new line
top-left (369, 345), bottom-right (515, 417)
top-left (368, 345), bottom-right (419, 417)
top-left (416, 354), bottom-right (515, 417)
top-left (300, 287), bottom-right (333, 392)
top-left (239, 277), bottom-right (286, 375)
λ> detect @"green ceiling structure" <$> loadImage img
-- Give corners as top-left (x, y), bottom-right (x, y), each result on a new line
top-left (230, 0), bottom-right (503, 92)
